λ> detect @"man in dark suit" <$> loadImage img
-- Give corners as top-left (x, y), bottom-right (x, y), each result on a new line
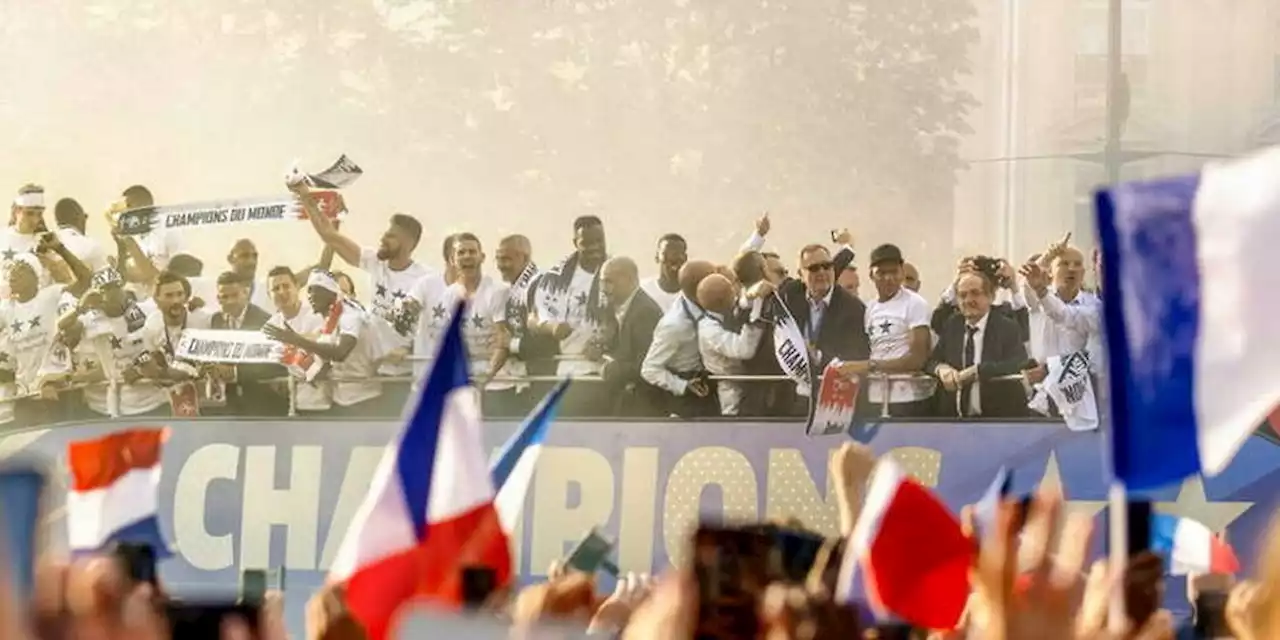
top-left (592, 257), bottom-right (665, 416)
top-left (769, 242), bottom-right (870, 417)
top-left (930, 256), bottom-right (1030, 343)
top-left (928, 272), bottom-right (1030, 418)
top-left (209, 270), bottom-right (286, 415)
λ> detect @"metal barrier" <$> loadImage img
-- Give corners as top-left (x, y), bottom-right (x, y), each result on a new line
top-left (2, 369), bottom-right (1027, 422)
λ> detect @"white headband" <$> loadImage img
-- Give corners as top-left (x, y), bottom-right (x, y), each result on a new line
top-left (306, 270), bottom-right (341, 295)
top-left (13, 192), bottom-right (44, 209)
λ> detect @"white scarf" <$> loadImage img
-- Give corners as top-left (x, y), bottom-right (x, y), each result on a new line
top-left (1028, 351), bottom-right (1099, 432)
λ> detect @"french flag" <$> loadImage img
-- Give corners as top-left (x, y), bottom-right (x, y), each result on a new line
top-left (1095, 146), bottom-right (1280, 490)
top-left (489, 378), bottom-right (570, 532)
top-left (65, 428), bottom-right (171, 557)
top-left (327, 302), bottom-right (511, 640)
top-left (835, 459), bottom-right (975, 630)
top-left (1149, 513), bottom-right (1239, 576)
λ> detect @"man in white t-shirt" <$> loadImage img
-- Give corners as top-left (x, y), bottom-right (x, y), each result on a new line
top-left (264, 265), bottom-right (330, 415)
top-left (293, 183), bottom-right (429, 408)
top-left (53, 198), bottom-right (109, 272)
top-left (264, 270), bottom-right (383, 417)
top-left (836, 244), bottom-right (935, 417)
top-left (407, 233), bottom-right (517, 414)
top-left (1, 185), bottom-right (54, 296)
top-left (2, 234), bottom-right (94, 427)
top-left (68, 267), bottom-right (173, 418)
top-left (115, 185), bottom-right (182, 305)
top-left (639, 233), bottom-right (686, 312)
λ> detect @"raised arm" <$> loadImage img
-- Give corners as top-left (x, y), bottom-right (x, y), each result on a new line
top-left (291, 183), bottom-right (361, 267)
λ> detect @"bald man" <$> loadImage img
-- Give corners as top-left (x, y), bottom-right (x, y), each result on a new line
top-left (695, 273), bottom-right (765, 416)
top-left (641, 259), bottom-right (720, 417)
top-left (227, 238), bottom-right (271, 309)
top-left (1023, 240), bottom-right (1101, 364)
top-left (595, 257), bottom-right (665, 416)
top-left (903, 262), bottom-right (921, 293)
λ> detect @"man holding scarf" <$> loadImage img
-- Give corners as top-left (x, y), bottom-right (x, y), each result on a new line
top-left (527, 215), bottom-right (609, 415)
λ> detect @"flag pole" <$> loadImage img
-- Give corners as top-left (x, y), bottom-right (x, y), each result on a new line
top-left (1106, 482), bottom-right (1128, 633)
top-left (1104, 0), bottom-right (1127, 632)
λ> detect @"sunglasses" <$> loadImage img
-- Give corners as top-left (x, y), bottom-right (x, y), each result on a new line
top-left (804, 262), bottom-right (834, 273)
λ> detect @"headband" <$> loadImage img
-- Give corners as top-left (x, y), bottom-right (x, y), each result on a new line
top-left (13, 191), bottom-right (44, 209)
top-left (90, 267), bottom-right (125, 289)
top-left (306, 270), bottom-right (341, 295)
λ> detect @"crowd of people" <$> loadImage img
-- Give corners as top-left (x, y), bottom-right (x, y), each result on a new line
top-left (0, 180), bottom-right (1104, 430)
top-left (4, 442), bottom-right (1276, 639)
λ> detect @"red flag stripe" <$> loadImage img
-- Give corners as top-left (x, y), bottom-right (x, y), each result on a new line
top-left (66, 428), bottom-right (167, 492)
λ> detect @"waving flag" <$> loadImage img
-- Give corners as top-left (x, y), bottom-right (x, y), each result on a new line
top-left (1149, 513), bottom-right (1239, 576)
top-left (65, 428), bottom-right (171, 557)
top-left (328, 302), bottom-right (511, 640)
top-left (835, 459), bottom-right (974, 630)
top-left (1095, 146), bottom-right (1280, 490)
top-left (489, 378), bottom-right (571, 532)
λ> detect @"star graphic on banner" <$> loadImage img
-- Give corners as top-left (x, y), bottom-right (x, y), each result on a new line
top-left (375, 284), bottom-right (388, 298)
top-left (1154, 476), bottom-right (1253, 535)
top-left (1038, 452), bottom-right (1109, 521)
top-left (109, 336), bottom-right (123, 350)
top-left (431, 303), bottom-right (446, 319)
top-left (27, 317), bottom-right (39, 330)
top-left (471, 315), bottom-right (486, 329)
top-left (878, 320), bottom-right (893, 335)
top-left (8, 321), bottom-right (21, 334)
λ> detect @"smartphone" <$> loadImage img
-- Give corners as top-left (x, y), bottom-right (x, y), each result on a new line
top-left (1193, 591), bottom-right (1231, 638)
top-left (691, 526), bottom-right (774, 640)
top-left (564, 528), bottom-right (619, 576)
top-left (240, 569), bottom-right (266, 605)
top-left (111, 542), bottom-right (158, 586)
top-left (0, 460), bottom-right (49, 603)
top-left (166, 602), bottom-right (260, 640)
top-left (1127, 501), bottom-right (1153, 558)
top-left (461, 566), bottom-right (497, 609)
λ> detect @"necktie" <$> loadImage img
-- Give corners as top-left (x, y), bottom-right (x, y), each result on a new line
top-left (961, 325), bottom-right (978, 416)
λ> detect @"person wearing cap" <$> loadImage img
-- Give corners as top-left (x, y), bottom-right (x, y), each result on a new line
top-left (263, 269), bottom-right (383, 417)
top-left (63, 266), bottom-right (172, 418)
top-left (836, 243), bottom-right (934, 417)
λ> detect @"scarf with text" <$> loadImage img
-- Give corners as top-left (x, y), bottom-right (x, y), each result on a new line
top-left (534, 252), bottom-right (607, 326)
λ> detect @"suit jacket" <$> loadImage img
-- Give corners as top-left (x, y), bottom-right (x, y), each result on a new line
top-left (601, 289), bottom-right (665, 417)
top-left (778, 282), bottom-right (870, 370)
top-left (931, 299), bottom-right (1030, 345)
top-left (928, 311), bottom-right (1029, 418)
top-left (212, 304), bottom-right (287, 415)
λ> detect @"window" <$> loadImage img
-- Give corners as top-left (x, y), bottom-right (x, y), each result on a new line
top-left (1075, 0), bottom-right (1151, 113)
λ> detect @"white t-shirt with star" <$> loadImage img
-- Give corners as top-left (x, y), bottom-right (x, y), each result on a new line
top-left (325, 299), bottom-right (382, 407)
top-left (359, 248), bottom-right (432, 376)
top-left (77, 305), bottom-right (168, 416)
top-left (54, 227), bottom-right (109, 272)
top-left (409, 275), bottom-right (513, 391)
top-left (532, 265), bottom-right (603, 377)
top-left (865, 286), bottom-right (933, 404)
top-left (267, 305), bottom-right (331, 411)
top-left (0, 286), bottom-right (76, 394)
top-left (0, 228), bottom-right (51, 298)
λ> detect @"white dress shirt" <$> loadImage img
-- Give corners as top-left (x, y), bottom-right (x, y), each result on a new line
top-left (1025, 286), bottom-right (1100, 365)
top-left (640, 294), bottom-right (704, 396)
top-left (696, 312), bottom-right (764, 416)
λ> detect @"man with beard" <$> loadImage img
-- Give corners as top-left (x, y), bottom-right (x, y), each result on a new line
top-left (264, 270), bottom-right (383, 417)
top-left (528, 216), bottom-right (610, 394)
top-left (226, 238), bottom-right (272, 310)
top-left (640, 233), bottom-right (686, 311)
top-left (406, 233), bottom-right (518, 415)
top-left (0, 232), bottom-right (93, 427)
top-left (494, 234), bottom-right (551, 409)
top-left (1, 185), bottom-right (55, 297)
top-left (292, 181), bottom-right (428, 408)
top-left (264, 265), bottom-right (330, 415)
